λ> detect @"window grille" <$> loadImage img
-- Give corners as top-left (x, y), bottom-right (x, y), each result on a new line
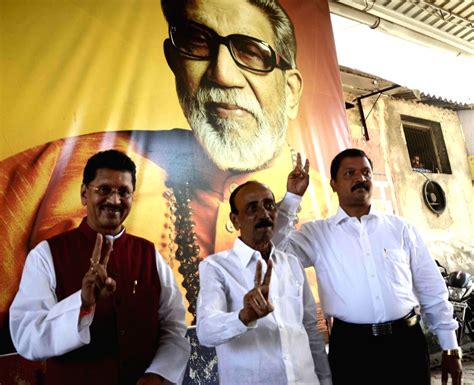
top-left (401, 115), bottom-right (451, 174)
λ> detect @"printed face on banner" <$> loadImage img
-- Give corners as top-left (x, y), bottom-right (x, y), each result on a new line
top-left (165, 0), bottom-right (302, 171)
top-left (0, 0), bottom-right (348, 362)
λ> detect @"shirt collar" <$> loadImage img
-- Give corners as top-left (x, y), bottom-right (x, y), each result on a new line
top-left (105, 227), bottom-right (125, 242)
top-left (331, 205), bottom-right (382, 225)
top-left (331, 207), bottom-right (350, 225)
top-left (232, 237), bottom-right (275, 268)
top-left (78, 217), bottom-right (126, 244)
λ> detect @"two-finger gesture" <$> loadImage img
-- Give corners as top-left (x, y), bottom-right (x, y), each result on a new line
top-left (239, 260), bottom-right (274, 325)
top-left (287, 153), bottom-right (310, 196)
top-left (81, 233), bottom-right (116, 310)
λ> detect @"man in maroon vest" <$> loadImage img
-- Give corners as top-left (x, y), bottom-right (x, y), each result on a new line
top-left (9, 149), bottom-right (190, 385)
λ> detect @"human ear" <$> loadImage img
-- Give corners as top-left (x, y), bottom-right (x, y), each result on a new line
top-left (285, 69), bottom-right (303, 120)
top-left (164, 39), bottom-right (179, 75)
top-left (330, 179), bottom-right (336, 193)
top-left (80, 184), bottom-right (87, 206)
top-left (229, 212), bottom-right (240, 231)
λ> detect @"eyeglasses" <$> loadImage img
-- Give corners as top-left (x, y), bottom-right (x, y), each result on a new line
top-left (169, 21), bottom-right (292, 73)
top-left (88, 184), bottom-right (133, 199)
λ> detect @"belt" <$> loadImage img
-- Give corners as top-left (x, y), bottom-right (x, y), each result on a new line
top-left (333, 310), bottom-right (420, 337)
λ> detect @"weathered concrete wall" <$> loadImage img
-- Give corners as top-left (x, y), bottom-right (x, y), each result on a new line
top-left (345, 93), bottom-right (474, 274)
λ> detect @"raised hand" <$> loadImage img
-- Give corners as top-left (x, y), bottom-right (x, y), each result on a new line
top-left (81, 233), bottom-right (116, 310)
top-left (287, 152), bottom-right (310, 196)
top-left (239, 260), bottom-right (273, 325)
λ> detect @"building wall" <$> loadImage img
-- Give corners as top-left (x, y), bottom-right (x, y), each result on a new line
top-left (457, 110), bottom-right (474, 182)
top-left (346, 94), bottom-right (474, 274)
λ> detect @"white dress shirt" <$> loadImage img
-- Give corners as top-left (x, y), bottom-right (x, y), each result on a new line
top-left (9, 231), bottom-right (191, 385)
top-left (273, 192), bottom-right (458, 350)
top-left (196, 238), bottom-right (332, 385)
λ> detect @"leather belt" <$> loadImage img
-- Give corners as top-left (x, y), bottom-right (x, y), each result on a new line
top-left (333, 310), bottom-right (420, 337)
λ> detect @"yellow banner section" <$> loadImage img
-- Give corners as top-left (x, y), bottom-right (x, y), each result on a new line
top-left (1, 0), bottom-right (187, 159)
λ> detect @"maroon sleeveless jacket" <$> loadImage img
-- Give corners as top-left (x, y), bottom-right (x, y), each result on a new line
top-left (46, 218), bottom-right (161, 385)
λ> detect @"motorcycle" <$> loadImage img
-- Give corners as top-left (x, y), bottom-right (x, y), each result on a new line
top-left (436, 260), bottom-right (474, 344)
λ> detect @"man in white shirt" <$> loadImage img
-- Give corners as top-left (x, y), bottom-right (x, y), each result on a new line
top-left (9, 150), bottom-right (190, 385)
top-left (196, 181), bottom-right (332, 385)
top-left (274, 149), bottom-right (463, 385)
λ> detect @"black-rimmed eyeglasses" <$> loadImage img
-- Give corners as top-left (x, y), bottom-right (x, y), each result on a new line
top-left (169, 21), bottom-right (292, 73)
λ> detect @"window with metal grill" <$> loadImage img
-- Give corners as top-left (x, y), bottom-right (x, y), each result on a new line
top-left (401, 115), bottom-right (452, 174)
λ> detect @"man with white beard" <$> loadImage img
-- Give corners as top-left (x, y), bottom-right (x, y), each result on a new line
top-left (160, 0), bottom-right (299, 173)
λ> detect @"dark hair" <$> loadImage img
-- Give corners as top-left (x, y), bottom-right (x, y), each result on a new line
top-left (229, 181), bottom-right (275, 214)
top-left (330, 148), bottom-right (373, 181)
top-left (161, 0), bottom-right (297, 68)
top-left (83, 149), bottom-right (137, 189)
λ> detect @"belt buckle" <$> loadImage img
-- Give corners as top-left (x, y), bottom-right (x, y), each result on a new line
top-left (371, 322), bottom-right (392, 336)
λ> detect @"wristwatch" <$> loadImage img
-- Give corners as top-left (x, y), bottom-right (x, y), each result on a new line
top-left (443, 348), bottom-right (462, 359)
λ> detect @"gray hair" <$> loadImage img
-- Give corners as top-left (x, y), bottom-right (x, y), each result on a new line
top-left (161, 0), bottom-right (297, 68)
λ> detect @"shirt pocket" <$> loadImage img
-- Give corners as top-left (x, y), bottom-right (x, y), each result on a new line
top-left (384, 248), bottom-right (409, 264)
top-left (279, 278), bottom-right (304, 323)
top-left (282, 279), bottom-right (303, 298)
top-left (383, 248), bottom-right (412, 293)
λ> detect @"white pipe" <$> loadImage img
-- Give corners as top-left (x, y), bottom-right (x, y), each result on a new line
top-left (329, 2), bottom-right (474, 58)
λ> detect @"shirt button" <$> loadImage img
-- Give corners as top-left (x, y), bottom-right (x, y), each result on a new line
top-left (225, 221), bottom-right (235, 233)
top-left (119, 329), bottom-right (126, 336)
top-left (229, 183), bottom-right (239, 192)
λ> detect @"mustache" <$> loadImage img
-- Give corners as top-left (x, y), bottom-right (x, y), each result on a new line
top-left (196, 87), bottom-right (262, 119)
top-left (255, 218), bottom-right (273, 229)
top-left (351, 182), bottom-right (370, 192)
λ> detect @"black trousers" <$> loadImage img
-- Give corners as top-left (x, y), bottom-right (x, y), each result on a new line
top-left (328, 320), bottom-right (431, 385)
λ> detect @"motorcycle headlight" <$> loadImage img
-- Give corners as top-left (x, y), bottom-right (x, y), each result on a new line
top-left (448, 287), bottom-right (466, 301)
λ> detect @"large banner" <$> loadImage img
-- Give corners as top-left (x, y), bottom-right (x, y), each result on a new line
top-left (0, 0), bottom-right (348, 381)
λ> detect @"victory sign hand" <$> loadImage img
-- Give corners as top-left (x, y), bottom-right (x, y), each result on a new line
top-left (81, 233), bottom-right (116, 310)
top-left (239, 260), bottom-right (274, 325)
top-left (287, 152), bottom-right (310, 196)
